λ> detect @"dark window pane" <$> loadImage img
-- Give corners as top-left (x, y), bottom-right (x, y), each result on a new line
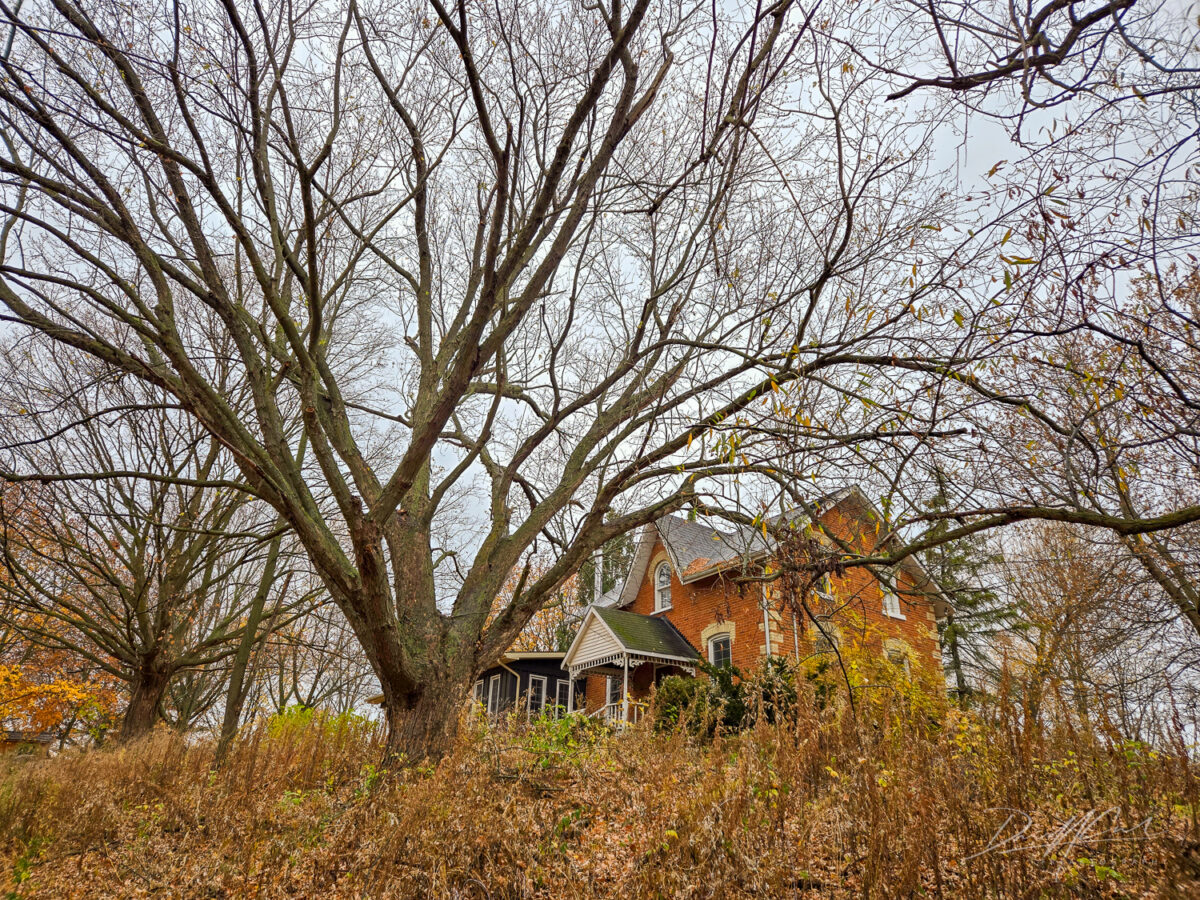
top-left (710, 635), bottom-right (732, 668)
top-left (555, 680), bottom-right (570, 717)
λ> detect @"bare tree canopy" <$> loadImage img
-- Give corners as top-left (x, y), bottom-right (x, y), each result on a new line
top-left (0, 0), bottom-right (1195, 759)
top-left (880, 0), bottom-right (1200, 107)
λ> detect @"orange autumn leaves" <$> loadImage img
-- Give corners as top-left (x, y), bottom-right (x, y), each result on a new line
top-left (0, 662), bottom-right (117, 737)
top-left (0, 487), bottom-right (121, 739)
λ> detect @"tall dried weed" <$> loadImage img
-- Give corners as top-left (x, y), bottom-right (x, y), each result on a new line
top-left (0, 676), bottom-right (1194, 898)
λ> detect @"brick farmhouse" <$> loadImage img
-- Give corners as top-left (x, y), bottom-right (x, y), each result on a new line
top-left (559, 486), bottom-right (950, 722)
top-left (394, 486), bottom-right (951, 724)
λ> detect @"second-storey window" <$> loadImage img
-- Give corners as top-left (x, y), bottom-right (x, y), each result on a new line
top-left (655, 562), bottom-right (672, 610)
top-left (882, 573), bottom-right (903, 618)
top-left (708, 634), bottom-right (732, 668)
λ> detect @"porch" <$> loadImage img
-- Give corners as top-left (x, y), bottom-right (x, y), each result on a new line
top-left (561, 606), bottom-right (701, 725)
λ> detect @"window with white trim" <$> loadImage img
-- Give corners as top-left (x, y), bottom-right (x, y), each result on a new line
top-left (655, 562), bottom-right (672, 611)
top-left (473, 680), bottom-right (484, 704)
top-left (487, 673), bottom-right (503, 714)
top-left (708, 633), bottom-right (732, 668)
top-left (881, 568), bottom-right (904, 618)
top-left (527, 675), bottom-right (546, 719)
top-left (606, 675), bottom-right (622, 707)
top-left (604, 676), bottom-right (624, 722)
top-left (554, 680), bottom-right (570, 717)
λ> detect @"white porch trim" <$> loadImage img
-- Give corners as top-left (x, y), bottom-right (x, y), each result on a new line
top-left (561, 607), bottom-right (698, 724)
top-left (565, 650), bottom-right (697, 680)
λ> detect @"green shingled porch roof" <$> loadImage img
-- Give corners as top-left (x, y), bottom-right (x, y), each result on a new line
top-left (593, 607), bottom-right (699, 660)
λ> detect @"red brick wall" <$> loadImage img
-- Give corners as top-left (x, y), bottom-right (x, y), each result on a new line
top-left (583, 674), bottom-right (607, 715)
top-left (815, 504), bottom-right (942, 671)
top-left (616, 505), bottom-right (942, 693)
top-left (626, 538), bottom-right (773, 671)
top-left (582, 666), bottom-right (657, 715)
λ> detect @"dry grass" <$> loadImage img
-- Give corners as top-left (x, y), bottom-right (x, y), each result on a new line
top-left (0, 687), bottom-right (1195, 899)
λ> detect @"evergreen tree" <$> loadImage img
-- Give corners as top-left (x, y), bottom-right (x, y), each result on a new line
top-left (920, 470), bottom-right (1010, 703)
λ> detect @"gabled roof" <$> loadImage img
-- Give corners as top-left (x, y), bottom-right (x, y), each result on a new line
top-left (615, 508), bottom-right (805, 607)
top-left (561, 605), bottom-right (700, 673)
top-left (655, 515), bottom-right (765, 576)
top-left (592, 607), bottom-right (698, 659)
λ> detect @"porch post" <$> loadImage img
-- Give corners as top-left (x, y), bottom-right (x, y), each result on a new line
top-left (567, 673), bottom-right (575, 715)
top-left (622, 654), bottom-right (630, 724)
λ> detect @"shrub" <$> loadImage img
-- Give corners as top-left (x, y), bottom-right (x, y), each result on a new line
top-left (523, 712), bottom-right (607, 766)
top-left (700, 661), bottom-right (748, 730)
top-left (266, 704), bottom-right (376, 746)
top-left (653, 659), bottom-right (799, 736)
top-left (265, 703), bottom-right (317, 737)
top-left (742, 656), bottom-right (798, 726)
top-left (800, 632), bottom-right (951, 731)
top-left (652, 673), bottom-right (711, 733)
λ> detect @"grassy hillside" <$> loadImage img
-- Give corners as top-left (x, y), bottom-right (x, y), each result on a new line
top-left (0, 687), bottom-right (1195, 898)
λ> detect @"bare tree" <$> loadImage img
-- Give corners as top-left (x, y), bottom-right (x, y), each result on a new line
top-left (879, 0), bottom-right (1200, 110)
top-left (251, 601), bottom-right (378, 718)
top-left (923, 264), bottom-right (1200, 641)
top-left (0, 343), bottom-right (310, 740)
top-left (0, 0), bottom-right (862, 758)
top-left (994, 522), bottom-right (1200, 744)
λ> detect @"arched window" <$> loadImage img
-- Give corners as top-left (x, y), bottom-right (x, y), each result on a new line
top-left (655, 562), bottom-right (672, 611)
top-left (708, 633), bottom-right (732, 668)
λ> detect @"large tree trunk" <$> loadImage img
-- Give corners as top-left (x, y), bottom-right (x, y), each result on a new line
top-left (120, 663), bottom-right (172, 742)
top-left (343, 609), bottom-right (479, 763)
top-left (382, 673), bottom-right (475, 763)
top-left (341, 510), bottom-right (484, 764)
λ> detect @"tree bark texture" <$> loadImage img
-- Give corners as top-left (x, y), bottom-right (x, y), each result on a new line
top-left (119, 664), bottom-right (173, 742)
